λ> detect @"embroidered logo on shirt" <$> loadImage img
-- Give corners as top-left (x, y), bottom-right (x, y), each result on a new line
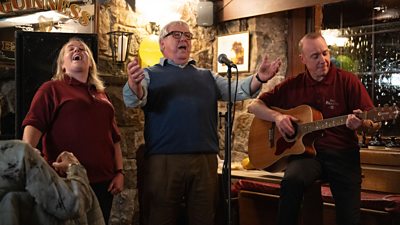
top-left (325, 99), bottom-right (339, 110)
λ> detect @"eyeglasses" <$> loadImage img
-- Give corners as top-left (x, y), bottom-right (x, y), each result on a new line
top-left (164, 31), bottom-right (193, 40)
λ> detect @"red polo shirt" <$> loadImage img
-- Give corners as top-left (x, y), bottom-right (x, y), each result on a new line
top-left (259, 65), bottom-right (374, 151)
top-left (22, 77), bottom-right (121, 183)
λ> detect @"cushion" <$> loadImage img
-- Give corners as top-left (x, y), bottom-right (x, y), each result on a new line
top-left (232, 179), bottom-right (280, 197)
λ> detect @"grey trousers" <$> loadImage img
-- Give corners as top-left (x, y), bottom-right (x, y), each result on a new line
top-left (141, 154), bottom-right (218, 225)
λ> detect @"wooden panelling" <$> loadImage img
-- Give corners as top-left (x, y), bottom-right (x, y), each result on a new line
top-left (360, 148), bottom-right (400, 193)
top-left (239, 190), bottom-right (279, 225)
top-left (360, 148), bottom-right (400, 166)
top-left (361, 165), bottom-right (400, 193)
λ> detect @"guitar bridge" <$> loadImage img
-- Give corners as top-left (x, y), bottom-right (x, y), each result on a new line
top-left (269, 123), bottom-right (275, 148)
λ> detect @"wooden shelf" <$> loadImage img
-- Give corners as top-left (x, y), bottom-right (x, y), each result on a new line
top-left (360, 148), bottom-right (400, 193)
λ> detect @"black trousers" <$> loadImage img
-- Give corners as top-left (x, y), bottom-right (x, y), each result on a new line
top-left (91, 180), bottom-right (114, 224)
top-left (277, 148), bottom-right (362, 225)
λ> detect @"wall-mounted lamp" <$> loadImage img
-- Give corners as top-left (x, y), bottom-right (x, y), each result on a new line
top-left (107, 29), bottom-right (133, 67)
top-left (148, 21), bottom-right (160, 35)
top-left (321, 29), bottom-right (348, 47)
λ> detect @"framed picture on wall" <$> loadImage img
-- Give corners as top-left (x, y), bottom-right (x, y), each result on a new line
top-left (217, 32), bottom-right (249, 73)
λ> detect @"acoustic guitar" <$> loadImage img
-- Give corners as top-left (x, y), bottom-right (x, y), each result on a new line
top-left (248, 104), bottom-right (399, 172)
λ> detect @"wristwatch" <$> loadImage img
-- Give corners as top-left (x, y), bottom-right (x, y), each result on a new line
top-left (66, 162), bottom-right (82, 175)
top-left (68, 162), bottom-right (80, 169)
top-left (255, 73), bottom-right (268, 83)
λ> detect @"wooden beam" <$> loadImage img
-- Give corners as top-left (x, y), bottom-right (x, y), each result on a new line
top-left (217, 0), bottom-right (345, 22)
top-left (286, 8), bottom-right (307, 78)
top-left (314, 4), bottom-right (323, 32)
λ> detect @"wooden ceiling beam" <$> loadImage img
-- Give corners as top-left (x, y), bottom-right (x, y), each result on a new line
top-left (216, 0), bottom-right (345, 22)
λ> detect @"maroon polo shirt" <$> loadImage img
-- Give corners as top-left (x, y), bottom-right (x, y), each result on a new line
top-left (22, 77), bottom-right (121, 183)
top-left (258, 65), bottom-right (373, 151)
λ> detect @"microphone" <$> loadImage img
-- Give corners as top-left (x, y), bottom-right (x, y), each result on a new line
top-left (218, 54), bottom-right (237, 68)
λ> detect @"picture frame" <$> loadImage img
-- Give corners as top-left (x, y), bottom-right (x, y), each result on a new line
top-left (217, 32), bottom-right (250, 73)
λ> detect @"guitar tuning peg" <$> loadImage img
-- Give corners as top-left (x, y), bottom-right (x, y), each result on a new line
top-left (394, 103), bottom-right (399, 112)
top-left (395, 103), bottom-right (400, 116)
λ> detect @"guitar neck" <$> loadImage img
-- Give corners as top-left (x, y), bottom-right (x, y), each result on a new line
top-left (299, 105), bottom-right (399, 134)
top-left (300, 115), bottom-right (349, 134)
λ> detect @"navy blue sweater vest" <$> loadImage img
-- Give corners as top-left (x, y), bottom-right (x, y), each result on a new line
top-left (143, 63), bottom-right (220, 155)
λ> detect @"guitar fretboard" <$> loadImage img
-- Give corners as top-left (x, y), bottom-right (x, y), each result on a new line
top-left (299, 106), bottom-right (398, 134)
top-left (300, 115), bottom-right (348, 133)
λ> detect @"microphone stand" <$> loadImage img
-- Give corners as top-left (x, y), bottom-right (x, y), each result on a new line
top-left (222, 66), bottom-right (233, 225)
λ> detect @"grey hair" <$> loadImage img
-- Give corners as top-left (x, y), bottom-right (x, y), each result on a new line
top-left (298, 32), bottom-right (326, 54)
top-left (158, 20), bottom-right (190, 43)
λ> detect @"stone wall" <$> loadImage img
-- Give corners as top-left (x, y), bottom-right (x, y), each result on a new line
top-left (99, 1), bottom-right (289, 224)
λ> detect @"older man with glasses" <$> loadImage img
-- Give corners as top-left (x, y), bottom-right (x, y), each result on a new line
top-left (122, 20), bottom-right (281, 225)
